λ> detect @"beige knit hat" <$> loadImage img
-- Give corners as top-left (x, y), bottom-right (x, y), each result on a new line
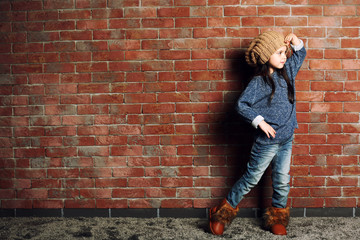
top-left (245, 31), bottom-right (287, 66)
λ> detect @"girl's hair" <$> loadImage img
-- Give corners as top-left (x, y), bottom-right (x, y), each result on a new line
top-left (255, 64), bottom-right (294, 104)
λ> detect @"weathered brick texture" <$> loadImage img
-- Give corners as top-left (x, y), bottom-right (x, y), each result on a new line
top-left (0, 0), bottom-right (359, 210)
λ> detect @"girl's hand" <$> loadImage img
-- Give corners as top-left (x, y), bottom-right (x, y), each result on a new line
top-left (258, 120), bottom-right (276, 139)
top-left (285, 33), bottom-right (301, 46)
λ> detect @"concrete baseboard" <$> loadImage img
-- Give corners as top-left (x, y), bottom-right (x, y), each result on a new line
top-left (1, 208), bottom-right (359, 218)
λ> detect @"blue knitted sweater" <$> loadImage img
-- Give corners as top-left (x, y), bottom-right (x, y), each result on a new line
top-left (236, 43), bottom-right (306, 144)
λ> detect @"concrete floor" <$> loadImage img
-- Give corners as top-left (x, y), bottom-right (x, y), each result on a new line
top-left (1, 216), bottom-right (360, 239)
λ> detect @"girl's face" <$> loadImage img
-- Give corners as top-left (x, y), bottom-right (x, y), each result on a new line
top-left (268, 46), bottom-right (287, 74)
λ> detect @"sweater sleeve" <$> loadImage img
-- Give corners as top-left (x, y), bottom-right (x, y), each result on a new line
top-left (235, 77), bottom-right (263, 126)
top-left (285, 39), bottom-right (307, 82)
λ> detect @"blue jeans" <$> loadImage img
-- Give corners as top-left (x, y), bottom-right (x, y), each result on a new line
top-left (226, 135), bottom-right (293, 209)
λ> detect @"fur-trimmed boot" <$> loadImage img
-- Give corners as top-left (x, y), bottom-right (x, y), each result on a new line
top-left (209, 199), bottom-right (239, 235)
top-left (263, 207), bottom-right (290, 235)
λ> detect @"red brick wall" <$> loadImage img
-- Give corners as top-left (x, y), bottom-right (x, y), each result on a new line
top-left (0, 0), bottom-right (359, 210)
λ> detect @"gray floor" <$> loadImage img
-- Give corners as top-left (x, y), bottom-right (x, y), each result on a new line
top-left (1, 216), bottom-right (360, 239)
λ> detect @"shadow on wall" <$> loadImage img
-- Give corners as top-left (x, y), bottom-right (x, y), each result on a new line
top-left (211, 49), bottom-right (271, 209)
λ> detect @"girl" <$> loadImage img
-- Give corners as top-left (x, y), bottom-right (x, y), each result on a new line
top-left (209, 31), bottom-right (306, 236)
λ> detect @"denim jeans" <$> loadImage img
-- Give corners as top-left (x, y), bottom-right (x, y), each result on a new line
top-left (226, 135), bottom-right (294, 209)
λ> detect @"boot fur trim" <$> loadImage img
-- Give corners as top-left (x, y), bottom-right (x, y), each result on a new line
top-left (263, 207), bottom-right (290, 230)
top-left (211, 199), bottom-right (239, 226)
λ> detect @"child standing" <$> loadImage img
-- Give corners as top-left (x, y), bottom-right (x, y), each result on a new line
top-left (209, 31), bottom-right (306, 236)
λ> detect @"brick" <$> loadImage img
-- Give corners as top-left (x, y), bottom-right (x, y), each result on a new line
top-left (65, 199), bottom-right (96, 208)
top-left (310, 103), bottom-right (342, 112)
top-left (293, 177), bottom-right (325, 187)
top-left (93, 157), bottom-right (127, 167)
top-left (344, 145), bottom-right (360, 155)
top-left (44, 21), bottom-right (75, 31)
top-left (76, 41), bottom-right (108, 51)
top-left (18, 189), bottom-right (48, 199)
top-left (190, 6), bottom-right (222, 17)
top-left (276, 17), bottom-right (307, 26)
top-left (161, 199), bottom-right (193, 208)
top-left (343, 187), bottom-right (360, 197)
top-left (93, 29), bottom-right (125, 40)
top-left (113, 168), bottom-right (144, 178)
top-left (96, 178), bottom-right (127, 188)
top-left (27, 11), bottom-right (58, 21)
top-left (311, 82), bottom-right (343, 91)
top-left (328, 113), bottom-right (359, 123)
top-left (59, 10), bottom-right (91, 19)
top-left (78, 83), bottom-right (109, 93)
top-left (45, 63), bottom-right (75, 73)
top-left (61, 74), bottom-right (91, 84)
top-left (324, 6), bottom-right (356, 16)
top-left (308, 39), bottom-right (340, 49)
top-left (13, 22), bottom-right (43, 32)
top-left (76, 62), bottom-right (108, 72)
top-left (111, 146), bottom-right (143, 156)
top-left (61, 52), bottom-right (91, 62)
top-left (78, 146), bottom-right (109, 157)
top-left (108, 62), bottom-right (141, 72)
top-left (111, 83), bottom-right (141, 94)
top-left (33, 200), bottom-right (64, 208)
top-left (27, 32), bottom-right (59, 42)
top-left (76, 0), bottom-right (106, 8)
top-left (13, 43), bottom-right (42, 53)
top-left (173, 39), bottom-right (206, 50)
top-left (208, 38), bottom-right (241, 49)
top-left (225, 6), bottom-right (256, 16)
top-left (79, 188), bottom-right (112, 199)
top-left (308, 0), bottom-right (341, 4)
top-left (326, 198), bottom-right (357, 208)
top-left (309, 188), bottom-right (341, 197)
top-left (293, 198), bottom-right (325, 208)
top-left (2, 200), bottom-right (33, 209)
top-left (243, 0), bottom-right (274, 4)
top-left (342, 17), bottom-right (360, 27)
top-left (128, 178), bottom-right (160, 187)
top-left (16, 169), bottom-right (47, 179)
top-left (76, 20), bottom-right (107, 29)
top-left (208, 17), bottom-right (241, 27)
top-left (113, 188), bottom-right (145, 198)
top-left (345, 82), bottom-right (360, 91)
top-left (344, 103), bottom-right (360, 112)
top-left (309, 17), bottom-right (341, 27)
top-left (92, 73), bottom-right (124, 83)
top-left (175, 18), bottom-right (207, 28)
top-left (342, 60), bottom-right (360, 70)
top-left (327, 156), bottom-right (357, 166)
top-left (327, 28), bottom-right (359, 38)
top-left (325, 92), bottom-right (356, 102)
top-left (174, 0), bottom-right (206, 6)
top-left (208, 0), bottom-right (239, 5)
top-left (125, 50), bottom-right (157, 60)
top-left (292, 6), bottom-right (322, 15)
top-left (327, 176), bottom-right (358, 186)
top-left (310, 145), bottom-right (342, 155)
top-left (124, 93), bottom-right (156, 103)
top-left (11, 0), bottom-right (43, 11)
top-left (143, 125), bottom-right (174, 135)
top-left (90, 9), bottom-right (121, 19)
top-left (242, 17), bottom-right (274, 26)
top-left (193, 28), bottom-right (225, 38)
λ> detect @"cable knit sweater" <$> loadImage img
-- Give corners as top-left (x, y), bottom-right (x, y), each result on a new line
top-left (236, 41), bottom-right (306, 144)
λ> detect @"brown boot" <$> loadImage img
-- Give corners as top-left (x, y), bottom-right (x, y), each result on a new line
top-left (263, 207), bottom-right (290, 235)
top-left (209, 199), bottom-right (239, 235)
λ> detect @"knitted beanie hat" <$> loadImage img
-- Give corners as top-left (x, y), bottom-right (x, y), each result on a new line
top-left (245, 31), bottom-right (287, 66)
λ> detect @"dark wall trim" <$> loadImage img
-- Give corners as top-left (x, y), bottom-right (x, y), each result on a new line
top-left (0, 208), bottom-right (358, 218)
